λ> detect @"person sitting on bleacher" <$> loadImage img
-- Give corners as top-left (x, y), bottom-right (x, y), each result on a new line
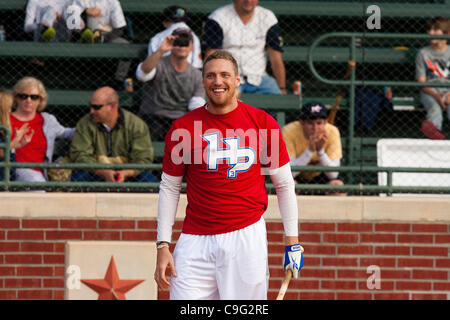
top-left (69, 86), bottom-right (157, 183)
top-left (65, 0), bottom-right (131, 89)
top-left (9, 77), bottom-right (75, 183)
top-left (24, 0), bottom-right (72, 42)
top-left (66, 0), bottom-right (128, 43)
top-left (136, 28), bottom-right (205, 141)
top-left (147, 5), bottom-right (202, 69)
top-left (202, 0), bottom-right (286, 94)
top-left (281, 102), bottom-right (345, 196)
top-left (417, 16), bottom-right (450, 140)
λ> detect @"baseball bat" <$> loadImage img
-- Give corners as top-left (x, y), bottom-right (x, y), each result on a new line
top-left (276, 269), bottom-right (293, 300)
top-left (328, 60), bottom-right (356, 125)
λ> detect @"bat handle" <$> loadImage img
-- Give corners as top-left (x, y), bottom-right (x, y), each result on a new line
top-left (276, 269), bottom-right (293, 300)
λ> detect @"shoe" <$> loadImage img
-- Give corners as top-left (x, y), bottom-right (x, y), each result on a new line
top-left (80, 29), bottom-right (94, 43)
top-left (41, 27), bottom-right (56, 42)
top-left (421, 120), bottom-right (446, 140)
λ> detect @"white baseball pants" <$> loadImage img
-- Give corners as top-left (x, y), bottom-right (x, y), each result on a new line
top-left (170, 217), bottom-right (269, 300)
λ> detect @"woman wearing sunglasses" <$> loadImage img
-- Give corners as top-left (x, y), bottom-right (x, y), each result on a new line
top-left (0, 89), bottom-right (36, 182)
top-left (10, 77), bottom-right (75, 183)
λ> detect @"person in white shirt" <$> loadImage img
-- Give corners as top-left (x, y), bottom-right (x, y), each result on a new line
top-left (65, 0), bottom-right (127, 43)
top-left (65, 0), bottom-right (131, 88)
top-left (203, 0), bottom-right (286, 94)
top-left (147, 5), bottom-right (202, 69)
top-left (24, 0), bottom-right (71, 42)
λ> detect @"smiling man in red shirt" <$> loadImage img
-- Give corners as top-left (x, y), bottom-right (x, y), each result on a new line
top-left (154, 50), bottom-right (304, 300)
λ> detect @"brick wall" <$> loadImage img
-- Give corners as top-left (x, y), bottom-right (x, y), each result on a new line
top-left (1, 217), bottom-right (449, 300)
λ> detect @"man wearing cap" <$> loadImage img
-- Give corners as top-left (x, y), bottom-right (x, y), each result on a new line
top-left (136, 28), bottom-right (205, 141)
top-left (146, 5), bottom-right (202, 69)
top-left (281, 102), bottom-right (345, 194)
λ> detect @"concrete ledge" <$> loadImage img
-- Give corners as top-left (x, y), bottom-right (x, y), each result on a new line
top-left (0, 193), bottom-right (449, 222)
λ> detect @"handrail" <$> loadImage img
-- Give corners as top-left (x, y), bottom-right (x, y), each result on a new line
top-left (1, 154), bottom-right (450, 194)
top-left (307, 32), bottom-right (450, 169)
top-left (308, 32), bottom-right (450, 87)
top-left (0, 125), bottom-right (11, 185)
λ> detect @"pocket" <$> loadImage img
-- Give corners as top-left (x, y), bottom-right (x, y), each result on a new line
top-left (236, 220), bottom-right (268, 285)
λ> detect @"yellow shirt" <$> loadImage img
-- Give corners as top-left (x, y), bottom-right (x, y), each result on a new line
top-left (281, 121), bottom-right (342, 181)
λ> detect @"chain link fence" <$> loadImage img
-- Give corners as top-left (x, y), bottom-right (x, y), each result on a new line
top-left (1, 0), bottom-right (450, 194)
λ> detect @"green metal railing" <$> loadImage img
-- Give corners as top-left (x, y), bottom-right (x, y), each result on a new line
top-left (2, 122), bottom-right (450, 194)
top-left (1, 149), bottom-right (450, 194)
top-left (2, 32), bottom-right (450, 195)
top-left (308, 32), bottom-right (450, 166)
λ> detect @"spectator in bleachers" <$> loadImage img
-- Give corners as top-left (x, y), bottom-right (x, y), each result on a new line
top-left (9, 77), bottom-right (75, 183)
top-left (147, 5), bottom-right (202, 69)
top-left (136, 28), bottom-right (205, 141)
top-left (66, 0), bottom-right (128, 43)
top-left (0, 89), bottom-right (35, 182)
top-left (417, 16), bottom-right (450, 140)
top-left (202, 0), bottom-right (286, 94)
top-left (281, 102), bottom-right (345, 196)
top-left (24, 0), bottom-right (72, 42)
top-left (69, 86), bottom-right (157, 183)
top-left (65, 0), bottom-right (131, 89)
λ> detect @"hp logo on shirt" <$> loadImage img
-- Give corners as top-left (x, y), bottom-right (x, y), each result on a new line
top-left (202, 133), bottom-right (256, 179)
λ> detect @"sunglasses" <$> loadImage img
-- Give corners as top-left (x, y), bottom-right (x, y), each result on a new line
top-left (17, 93), bottom-right (40, 101)
top-left (90, 103), bottom-right (112, 110)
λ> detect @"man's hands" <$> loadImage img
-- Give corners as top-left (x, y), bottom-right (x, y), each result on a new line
top-left (94, 169), bottom-right (135, 182)
top-left (154, 246), bottom-right (177, 289)
top-left (283, 243), bottom-right (304, 279)
top-left (308, 131), bottom-right (327, 153)
top-left (158, 35), bottom-right (177, 54)
top-left (140, 35), bottom-right (176, 75)
top-left (86, 7), bottom-right (101, 17)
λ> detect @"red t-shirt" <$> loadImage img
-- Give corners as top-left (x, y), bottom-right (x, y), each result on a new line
top-left (10, 113), bottom-right (47, 172)
top-left (163, 101), bottom-right (290, 235)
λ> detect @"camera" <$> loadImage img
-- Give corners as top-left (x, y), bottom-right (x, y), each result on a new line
top-left (173, 37), bottom-right (190, 47)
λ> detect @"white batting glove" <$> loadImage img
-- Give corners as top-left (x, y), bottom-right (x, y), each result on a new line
top-left (283, 243), bottom-right (304, 279)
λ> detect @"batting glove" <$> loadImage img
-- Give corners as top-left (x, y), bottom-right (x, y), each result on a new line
top-left (283, 243), bottom-right (304, 279)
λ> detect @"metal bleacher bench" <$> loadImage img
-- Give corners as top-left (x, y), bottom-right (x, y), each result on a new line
top-left (42, 89), bottom-right (344, 127)
top-left (0, 41), bottom-right (419, 65)
top-left (1, 0), bottom-right (449, 17)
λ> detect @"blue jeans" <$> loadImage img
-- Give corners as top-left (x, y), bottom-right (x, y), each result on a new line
top-left (70, 170), bottom-right (158, 182)
top-left (239, 75), bottom-right (281, 94)
top-left (421, 91), bottom-right (450, 131)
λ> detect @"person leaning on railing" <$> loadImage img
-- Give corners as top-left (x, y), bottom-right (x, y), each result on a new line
top-left (281, 101), bottom-right (345, 196)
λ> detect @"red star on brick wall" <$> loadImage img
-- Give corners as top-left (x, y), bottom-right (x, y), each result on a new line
top-left (81, 256), bottom-right (145, 300)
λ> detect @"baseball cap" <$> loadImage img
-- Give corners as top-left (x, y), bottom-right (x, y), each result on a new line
top-left (299, 102), bottom-right (328, 120)
top-left (171, 28), bottom-right (193, 41)
top-left (163, 5), bottom-right (190, 23)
